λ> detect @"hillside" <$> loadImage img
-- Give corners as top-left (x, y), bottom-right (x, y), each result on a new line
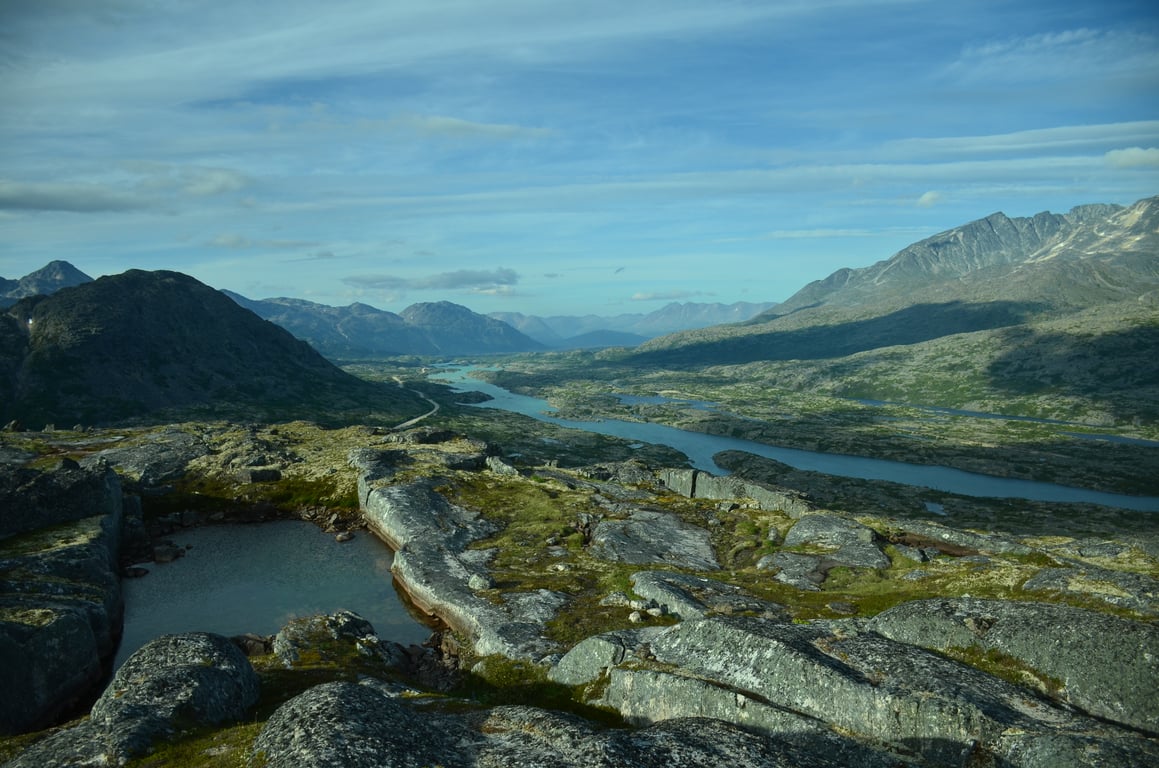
top-left (0, 271), bottom-right (428, 426)
top-left (632, 195), bottom-right (1159, 372)
top-left (227, 294), bottom-right (543, 358)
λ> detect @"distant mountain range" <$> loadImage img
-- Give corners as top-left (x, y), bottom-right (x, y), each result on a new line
top-left (224, 294), bottom-right (545, 358)
top-left (491, 301), bottom-right (777, 347)
top-left (0, 271), bottom-right (427, 426)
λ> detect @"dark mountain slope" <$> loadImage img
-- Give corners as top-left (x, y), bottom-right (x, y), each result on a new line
top-left (1, 270), bottom-right (427, 426)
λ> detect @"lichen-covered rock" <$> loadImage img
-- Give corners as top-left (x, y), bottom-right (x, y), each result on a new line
top-left (7, 632), bottom-right (259, 766)
top-left (783, 513), bottom-right (890, 570)
top-left (356, 473), bottom-right (559, 660)
top-left (273, 610), bottom-right (410, 670)
top-left (588, 509), bottom-right (719, 571)
top-left (548, 627), bottom-right (662, 686)
top-left (1022, 565), bottom-right (1158, 616)
top-left (596, 616), bottom-right (1159, 767)
top-left (80, 426), bottom-right (210, 487)
top-left (659, 467), bottom-right (813, 517)
top-left (251, 681), bottom-right (469, 768)
top-left (760, 551), bottom-right (825, 590)
top-left (254, 684), bottom-right (910, 768)
top-left (0, 462), bottom-right (122, 538)
top-left (0, 464), bottom-right (124, 735)
top-left (630, 570), bottom-right (786, 620)
top-left (893, 519), bottom-right (1033, 557)
top-left (868, 597), bottom-right (1159, 734)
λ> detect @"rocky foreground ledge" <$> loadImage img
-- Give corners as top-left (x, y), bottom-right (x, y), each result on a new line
top-left (3, 424), bottom-right (1158, 766)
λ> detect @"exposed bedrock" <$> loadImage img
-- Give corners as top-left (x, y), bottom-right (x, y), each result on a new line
top-left (0, 462), bottom-right (126, 736)
top-left (867, 597), bottom-right (1159, 735)
top-left (576, 616), bottom-right (1158, 768)
top-left (352, 449), bottom-right (563, 660)
top-left (6, 632), bottom-right (260, 766)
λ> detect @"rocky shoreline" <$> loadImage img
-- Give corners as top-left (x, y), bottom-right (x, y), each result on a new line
top-left (2, 424), bottom-right (1158, 766)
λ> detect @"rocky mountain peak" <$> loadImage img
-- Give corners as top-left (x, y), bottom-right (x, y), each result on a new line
top-left (0, 260), bottom-right (93, 308)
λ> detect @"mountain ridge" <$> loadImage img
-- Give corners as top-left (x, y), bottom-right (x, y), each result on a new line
top-left (0, 271), bottom-right (426, 426)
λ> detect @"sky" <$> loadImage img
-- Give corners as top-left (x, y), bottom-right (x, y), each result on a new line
top-left (1, 0), bottom-right (1157, 317)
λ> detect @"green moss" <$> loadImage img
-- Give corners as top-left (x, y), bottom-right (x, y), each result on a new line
top-left (124, 722), bottom-right (263, 768)
top-left (454, 655), bottom-right (623, 726)
top-left (0, 607), bottom-right (58, 628)
top-left (941, 645), bottom-right (1065, 697)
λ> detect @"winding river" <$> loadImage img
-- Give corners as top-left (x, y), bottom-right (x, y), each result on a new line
top-left (432, 366), bottom-right (1159, 512)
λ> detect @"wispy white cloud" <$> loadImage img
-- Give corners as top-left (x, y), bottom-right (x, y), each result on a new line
top-left (916, 190), bottom-right (942, 208)
top-left (208, 233), bottom-right (319, 249)
top-left (1105, 147), bottom-right (1159, 169)
top-left (882, 122), bottom-right (1159, 159)
top-left (0, 179), bottom-right (148, 213)
top-left (342, 267), bottom-right (520, 292)
top-left (631, 290), bottom-right (711, 301)
top-left (946, 28), bottom-right (1159, 84)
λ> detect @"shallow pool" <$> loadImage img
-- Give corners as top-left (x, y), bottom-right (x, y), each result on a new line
top-left (116, 520), bottom-right (433, 668)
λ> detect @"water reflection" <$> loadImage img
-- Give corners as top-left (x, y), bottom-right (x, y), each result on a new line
top-left (117, 521), bottom-right (432, 668)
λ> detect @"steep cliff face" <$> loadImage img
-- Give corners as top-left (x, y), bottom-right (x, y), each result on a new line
top-left (0, 270), bottom-right (425, 425)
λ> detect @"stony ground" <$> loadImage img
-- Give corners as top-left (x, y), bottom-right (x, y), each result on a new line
top-left (2, 416), bottom-right (1157, 766)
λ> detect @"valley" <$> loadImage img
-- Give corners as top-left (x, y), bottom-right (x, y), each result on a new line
top-left (2, 196), bottom-right (1157, 767)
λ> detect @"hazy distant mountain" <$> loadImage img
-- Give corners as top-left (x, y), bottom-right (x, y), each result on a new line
top-left (226, 294), bottom-right (544, 358)
top-left (631, 195), bottom-right (1159, 367)
top-left (399, 301), bottom-right (545, 355)
top-left (1, 271), bottom-right (427, 426)
top-left (0, 260), bottom-right (93, 307)
top-left (491, 301), bottom-right (777, 348)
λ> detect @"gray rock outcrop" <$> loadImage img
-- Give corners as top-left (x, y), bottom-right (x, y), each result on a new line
top-left (630, 570), bottom-right (786, 619)
top-left (0, 463), bottom-right (124, 735)
top-left (783, 513), bottom-right (891, 570)
top-left (354, 452), bottom-right (562, 660)
top-left (867, 597), bottom-right (1159, 734)
top-left (1021, 565), bottom-right (1158, 616)
top-left (659, 467), bottom-right (812, 516)
top-left (252, 681), bottom-right (467, 768)
top-left (596, 616), bottom-right (1159, 767)
top-left (588, 509), bottom-right (719, 571)
top-left (6, 632), bottom-right (260, 766)
top-left (253, 682), bottom-right (908, 768)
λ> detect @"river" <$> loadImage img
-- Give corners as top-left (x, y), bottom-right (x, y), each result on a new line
top-left (432, 366), bottom-right (1159, 512)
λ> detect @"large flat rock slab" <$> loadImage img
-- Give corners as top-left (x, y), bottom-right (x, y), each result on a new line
top-left (867, 597), bottom-right (1159, 734)
top-left (597, 616), bottom-right (1159, 767)
top-left (589, 509), bottom-right (719, 571)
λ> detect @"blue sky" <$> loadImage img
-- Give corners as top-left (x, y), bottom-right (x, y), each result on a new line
top-left (1, 0), bottom-right (1157, 317)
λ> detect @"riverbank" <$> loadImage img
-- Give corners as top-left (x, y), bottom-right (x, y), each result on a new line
top-left (432, 364), bottom-right (1159, 508)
